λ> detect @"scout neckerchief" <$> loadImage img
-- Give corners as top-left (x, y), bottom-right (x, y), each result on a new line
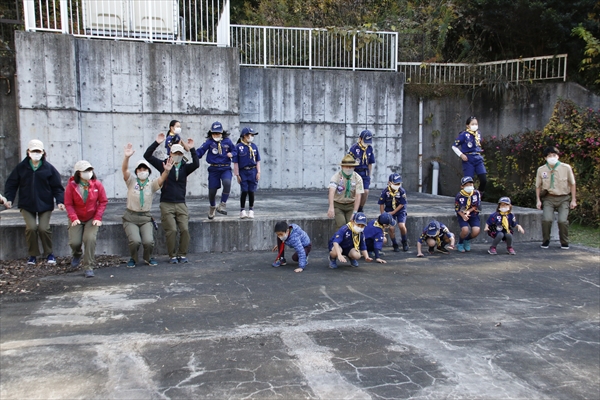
top-left (29, 159), bottom-right (42, 171)
top-left (340, 170), bottom-right (353, 198)
top-left (346, 222), bottom-right (361, 251)
top-left (546, 161), bottom-right (561, 189)
top-left (466, 129), bottom-right (481, 148)
top-left (137, 178), bottom-right (149, 208)
top-left (79, 180), bottom-right (90, 204)
top-left (174, 162), bottom-right (182, 180)
top-left (357, 141), bottom-right (368, 165)
top-left (214, 138), bottom-right (222, 155)
top-left (460, 188), bottom-right (473, 210)
top-left (374, 221), bottom-right (385, 230)
top-left (242, 139), bottom-right (256, 163)
top-left (499, 210), bottom-right (510, 232)
top-left (388, 184), bottom-right (400, 209)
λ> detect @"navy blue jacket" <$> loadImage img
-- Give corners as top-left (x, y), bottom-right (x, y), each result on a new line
top-left (4, 157), bottom-right (65, 213)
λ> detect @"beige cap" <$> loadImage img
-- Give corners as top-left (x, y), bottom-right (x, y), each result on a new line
top-left (28, 139), bottom-right (44, 151)
top-left (171, 144), bottom-right (185, 154)
top-left (134, 159), bottom-right (151, 171)
top-left (74, 160), bottom-right (93, 172)
top-left (340, 154), bottom-right (359, 167)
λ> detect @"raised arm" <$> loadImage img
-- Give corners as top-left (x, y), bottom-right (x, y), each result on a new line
top-left (122, 143), bottom-right (135, 181)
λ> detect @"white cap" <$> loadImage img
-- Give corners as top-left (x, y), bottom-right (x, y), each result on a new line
top-left (74, 160), bottom-right (93, 172)
top-left (28, 139), bottom-right (44, 151)
top-left (171, 144), bottom-right (185, 154)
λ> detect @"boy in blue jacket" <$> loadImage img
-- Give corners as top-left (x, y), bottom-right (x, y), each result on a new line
top-left (378, 173), bottom-right (409, 252)
top-left (272, 221), bottom-right (312, 273)
top-left (364, 212), bottom-right (396, 263)
top-left (454, 176), bottom-right (481, 252)
top-left (416, 220), bottom-right (455, 257)
top-left (328, 212), bottom-right (373, 269)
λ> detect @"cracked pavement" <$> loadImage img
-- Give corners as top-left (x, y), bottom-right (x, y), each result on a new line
top-left (1, 243), bottom-right (599, 399)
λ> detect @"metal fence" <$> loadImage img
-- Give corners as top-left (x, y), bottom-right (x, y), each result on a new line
top-left (22, 0), bottom-right (230, 45)
top-left (231, 25), bottom-right (398, 71)
top-left (398, 54), bottom-right (568, 85)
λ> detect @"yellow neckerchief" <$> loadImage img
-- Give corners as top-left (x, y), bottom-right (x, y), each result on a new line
top-left (388, 184), bottom-right (399, 208)
top-left (242, 139), bottom-right (255, 162)
top-left (546, 161), bottom-right (561, 189)
top-left (346, 222), bottom-right (361, 251)
top-left (499, 210), bottom-right (510, 232)
top-left (460, 188), bottom-right (473, 210)
top-left (466, 129), bottom-right (481, 147)
top-left (357, 141), bottom-right (368, 165)
top-left (374, 221), bottom-right (385, 231)
top-left (215, 139), bottom-right (222, 154)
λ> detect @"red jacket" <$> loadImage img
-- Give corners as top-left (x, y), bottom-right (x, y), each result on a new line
top-left (64, 177), bottom-right (108, 222)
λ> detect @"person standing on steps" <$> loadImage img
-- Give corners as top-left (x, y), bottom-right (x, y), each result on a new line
top-left (452, 116), bottom-right (487, 198)
top-left (348, 129), bottom-right (375, 213)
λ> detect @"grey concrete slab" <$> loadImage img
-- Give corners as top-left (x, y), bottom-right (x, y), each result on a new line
top-left (1, 243), bottom-right (598, 399)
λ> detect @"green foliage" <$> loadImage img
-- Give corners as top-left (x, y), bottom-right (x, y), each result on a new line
top-left (572, 25), bottom-right (600, 85)
top-left (484, 99), bottom-right (600, 227)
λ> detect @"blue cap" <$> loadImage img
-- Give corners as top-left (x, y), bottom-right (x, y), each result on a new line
top-left (353, 212), bottom-right (367, 225)
top-left (378, 213), bottom-right (397, 227)
top-left (461, 176), bottom-right (474, 185)
top-left (210, 121), bottom-right (223, 133)
top-left (498, 196), bottom-right (511, 205)
top-left (389, 173), bottom-right (402, 184)
top-left (426, 220), bottom-right (440, 237)
top-left (359, 129), bottom-right (373, 144)
top-left (240, 127), bottom-right (258, 137)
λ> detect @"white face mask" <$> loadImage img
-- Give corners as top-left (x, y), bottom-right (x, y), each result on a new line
top-left (172, 155), bottom-right (183, 164)
top-left (390, 184), bottom-right (401, 190)
top-left (80, 171), bottom-right (93, 181)
top-left (212, 136), bottom-right (222, 142)
top-left (29, 152), bottom-right (43, 161)
top-left (469, 124), bottom-right (478, 131)
top-left (464, 185), bottom-right (474, 193)
top-left (278, 234), bottom-right (288, 242)
top-left (246, 135), bottom-right (254, 143)
top-left (499, 207), bottom-right (510, 213)
top-left (342, 168), bottom-right (354, 175)
top-left (137, 171), bottom-right (149, 181)
top-left (546, 156), bottom-right (558, 166)
top-left (352, 225), bottom-right (365, 234)
top-left (174, 127), bottom-right (182, 134)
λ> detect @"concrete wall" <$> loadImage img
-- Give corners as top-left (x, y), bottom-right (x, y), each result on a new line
top-left (402, 83), bottom-right (600, 196)
top-left (0, 56), bottom-right (19, 196)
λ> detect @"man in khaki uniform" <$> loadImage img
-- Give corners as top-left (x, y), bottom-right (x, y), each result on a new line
top-left (535, 146), bottom-right (577, 249)
top-left (328, 154), bottom-right (365, 229)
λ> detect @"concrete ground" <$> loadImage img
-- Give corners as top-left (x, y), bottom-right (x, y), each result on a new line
top-left (1, 242), bottom-right (599, 399)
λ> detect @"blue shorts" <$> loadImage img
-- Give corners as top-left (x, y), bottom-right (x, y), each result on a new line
top-left (239, 168), bottom-right (258, 192)
top-left (208, 168), bottom-right (232, 189)
top-left (392, 211), bottom-right (407, 224)
top-left (457, 213), bottom-right (481, 228)
top-left (462, 154), bottom-right (486, 178)
top-left (356, 170), bottom-right (370, 189)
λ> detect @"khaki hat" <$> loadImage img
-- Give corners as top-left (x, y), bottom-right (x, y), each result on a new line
top-left (135, 159), bottom-right (151, 171)
top-left (28, 139), bottom-right (44, 151)
top-left (340, 154), bottom-right (359, 166)
top-left (171, 144), bottom-right (185, 154)
top-left (74, 160), bottom-right (93, 172)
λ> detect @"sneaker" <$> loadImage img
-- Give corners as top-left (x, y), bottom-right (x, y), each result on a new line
top-left (541, 240), bottom-right (550, 249)
top-left (240, 210), bottom-right (248, 219)
top-left (127, 258), bottom-right (136, 268)
top-left (428, 246), bottom-right (435, 255)
top-left (392, 244), bottom-right (400, 253)
top-left (178, 257), bottom-right (189, 263)
top-left (145, 258), bottom-right (158, 266)
top-left (456, 243), bottom-right (465, 253)
top-left (272, 257), bottom-right (287, 267)
top-left (561, 243), bottom-right (570, 249)
top-left (27, 256), bottom-right (36, 265)
top-left (85, 269), bottom-right (95, 278)
top-left (329, 257), bottom-right (338, 269)
top-left (46, 254), bottom-right (57, 264)
top-left (507, 247), bottom-right (516, 255)
top-left (71, 257), bottom-right (81, 268)
top-left (402, 241), bottom-right (409, 252)
top-left (169, 257), bottom-right (179, 264)
top-left (488, 246), bottom-right (497, 255)
top-left (463, 239), bottom-right (471, 252)
top-left (350, 259), bottom-right (359, 267)
top-left (368, 251), bottom-right (376, 258)
top-left (248, 210), bottom-right (255, 219)
top-left (208, 206), bottom-right (216, 219)
top-left (305, 256), bottom-right (309, 266)
top-left (379, 251), bottom-right (386, 256)
top-left (436, 246), bottom-right (449, 254)
top-left (216, 202), bottom-right (227, 215)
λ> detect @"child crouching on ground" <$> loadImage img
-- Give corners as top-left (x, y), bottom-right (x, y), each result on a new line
top-left (328, 212), bottom-right (373, 269)
top-left (378, 173), bottom-right (409, 252)
top-left (455, 176), bottom-right (481, 252)
top-left (272, 221), bottom-right (312, 273)
top-left (416, 220), bottom-right (455, 257)
top-left (484, 197), bottom-right (525, 255)
top-left (364, 212), bottom-right (397, 263)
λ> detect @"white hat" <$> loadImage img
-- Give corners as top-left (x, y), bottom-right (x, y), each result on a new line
top-left (171, 144), bottom-right (185, 154)
top-left (74, 160), bottom-right (93, 172)
top-left (135, 159), bottom-right (151, 171)
top-left (28, 139), bottom-right (44, 151)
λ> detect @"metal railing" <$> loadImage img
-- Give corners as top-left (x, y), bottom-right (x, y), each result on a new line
top-left (22, 0), bottom-right (230, 45)
top-left (398, 54), bottom-right (568, 85)
top-left (231, 25), bottom-right (398, 71)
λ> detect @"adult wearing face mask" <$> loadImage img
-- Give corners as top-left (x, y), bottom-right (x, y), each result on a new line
top-left (144, 133), bottom-right (199, 264)
top-left (328, 154), bottom-right (364, 229)
top-left (4, 139), bottom-right (65, 265)
top-left (535, 146), bottom-right (577, 249)
top-left (452, 116), bottom-right (487, 197)
top-left (64, 161), bottom-right (108, 277)
top-left (122, 143), bottom-right (173, 268)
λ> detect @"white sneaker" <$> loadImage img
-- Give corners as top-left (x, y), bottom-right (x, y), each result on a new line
top-left (240, 210), bottom-right (248, 219)
top-left (248, 210), bottom-right (255, 219)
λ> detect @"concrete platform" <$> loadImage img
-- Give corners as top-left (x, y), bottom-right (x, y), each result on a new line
top-left (0, 190), bottom-right (555, 260)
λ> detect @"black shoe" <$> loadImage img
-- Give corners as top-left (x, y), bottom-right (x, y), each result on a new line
top-left (561, 243), bottom-right (570, 249)
top-left (402, 241), bottom-right (409, 251)
top-left (436, 246), bottom-right (449, 254)
top-left (541, 240), bottom-right (550, 249)
top-left (428, 246), bottom-right (435, 255)
top-left (392, 244), bottom-right (401, 253)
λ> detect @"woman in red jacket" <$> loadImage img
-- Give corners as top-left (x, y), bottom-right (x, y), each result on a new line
top-left (64, 160), bottom-right (108, 278)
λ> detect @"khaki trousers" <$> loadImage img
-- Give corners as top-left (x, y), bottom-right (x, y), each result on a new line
top-left (542, 195), bottom-right (570, 245)
top-left (20, 209), bottom-right (53, 257)
top-left (334, 201), bottom-right (355, 229)
top-left (160, 202), bottom-right (190, 258)
top-left (68, 220), bottom-right (99, 270)
top-left (122, 210), bottom-right (155, 263)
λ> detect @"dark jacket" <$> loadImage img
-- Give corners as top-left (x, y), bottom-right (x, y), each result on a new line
top-left (4, 157), bottom-right (65, 213)
top-left (144, 141), bottom-right (199, 203)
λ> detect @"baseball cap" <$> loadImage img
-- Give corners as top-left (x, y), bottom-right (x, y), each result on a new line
top-left (171, 144), bottom-right (185, 154)
top-left (74, 160), bottom-right (93, 172)
top-left (389, 173), bottom-right (402, 184)
top-left (426, 221), bottom-right (441, 237)
top-left (241, 127), bottom-right (258, 136)
top-left (498, 197), bottom-right (511, 205)
top-left (461, 176), bottom-right (474, 185)
top-left (28, 139), bottom-right (44, 151)
top-left (359, 129), bottom-right (373, 144)
top-left (210, 121), bottom-right (223, 133)
top-left (378, 213), bottom-right (397, 227)
top-left (353, 212), bottom-right (368, 225)
top-left (135, 159), bottom-right (152, 172)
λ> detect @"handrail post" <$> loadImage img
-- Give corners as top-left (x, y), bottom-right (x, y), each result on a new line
top-left (23, 0), bottom-right (37, 31)
top-left (309, 29), bottom-right (312, 70)
top-left (60, 0), bottom-right (69, 33)
top-left (263, 26), bottom-right (267, 68)
top-left (352, 33), bottom-right (356, 71)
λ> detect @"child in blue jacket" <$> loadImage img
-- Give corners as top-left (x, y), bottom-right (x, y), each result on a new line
top-left (233, 127), bottom-right (261, 219)
top-left (455, 176), bottom-right (481, 252)
top-left (348, 129), bottom-right (375, 212)
top-left (416, 220), bottom-right (455, 257)
top-left (364, 212), bottom-right (396, 263)
top-left (484, 197), bottom-right (525, 255)
top-left (272, 221), bottom-right (312, 272)
top-left (378, 173), bottom-right (409, 252)
top-left (328, 212), bottom-right (373, 269)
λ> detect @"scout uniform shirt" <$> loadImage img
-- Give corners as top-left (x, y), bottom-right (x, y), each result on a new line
top-left (535, 162), bottom-right (575, 196)
top-left (329, 171), bottom-right (365, 204)
top-left (126, 174), bottom-right (161, 212)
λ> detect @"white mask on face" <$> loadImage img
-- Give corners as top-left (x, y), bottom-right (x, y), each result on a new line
top-left (391, 184), bottom-right (401, 190)
top-left (342, 168), bottom-right (354, 175)
top-left (464, 185), bottom-right (474, 193)
top-left (172, 155), bottom-right (183, 164)
top-left (212, 136), bottom-right (222, 142)
top-left (352, 225), bottom-right (365, 234)
top-left (546, 156), bottom-right (558, 166)
top-left (278, 234), bottom-right (288, 242)
top-left (80, 171), bottom-right (93, 181)
top-left (174, 127), bottom-right (182, 134)
top-left (499, 207), bottom-right (510, 213)
top-left (30, 152), bottom-right (43, 161)
top-left (246, 135), bottom-right (254, 143)
top-left (469, 124), bottom-right (478, 131)
top-left (137, 171), bottom-right (149, 181)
